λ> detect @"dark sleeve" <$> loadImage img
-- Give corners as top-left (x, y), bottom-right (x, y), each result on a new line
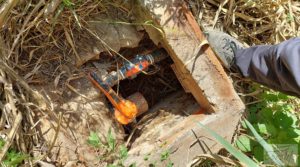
top-left (235, 37), bottom-right (300, 97)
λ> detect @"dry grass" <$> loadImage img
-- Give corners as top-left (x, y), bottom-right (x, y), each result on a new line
top-left (3, 0), bottom-right (129, 71)
top-left (191, 0), bottom-right (300, 45)
top-left (0, 0), bottom-right (128, 165)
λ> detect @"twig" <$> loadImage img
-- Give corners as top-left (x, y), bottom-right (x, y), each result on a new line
top-left (0, 112), bottom-right (22, 162)
top-left (48, 112), bottom-right (62, 153)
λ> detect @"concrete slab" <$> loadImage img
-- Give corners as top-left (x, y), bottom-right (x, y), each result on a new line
top-left (124, 0), bottom-right (245, 166)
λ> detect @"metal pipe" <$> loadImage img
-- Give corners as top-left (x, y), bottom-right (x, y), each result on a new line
top-left (104, 49), bottom-right (169, 87)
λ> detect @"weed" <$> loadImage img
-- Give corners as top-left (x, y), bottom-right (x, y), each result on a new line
top-left (118, 145), bottom-right (128, 164)
top-left (87, 129), bottom-right (116, 152)
top-left (159, 150), bottom-right (175, 166)
top-left (119, 145), bottom-right (128, 159)
top-left (107, 129), bottom-right (116, 152)
top-left (60, 0), bottom-right (82, 28)
top-left (87, 129), bottom-right (132, 166)
top-left (87, 131), bottom-right (103, 148)
top-left (0, 139), bottom-right (28, 167)
top-left (128, 163), bottom-right (136, 167)
top-left (166, 161), bottom-right (174, 167)
top-left (62, 0), bottom-right (75, 8)
top-left (286, 13), bottom-right (295, 22)
top-left (144, 153), bottom-right (151, 161)
top-left (3, 150), bottom-right (28, 167)
top-left (160, 150), bottom-right (170, 162)
top-left (0, 139), bottom-right (5, 148)
top-left (236, 135), bottom-right (252, 152)
top-left (196, 121), bottom-right (259, 167)
top-left (244, 119), bottom-right (284, 166)
top-left (237, 89), bottom-right (300, 165)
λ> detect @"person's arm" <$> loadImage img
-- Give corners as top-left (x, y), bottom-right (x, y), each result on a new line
top-left (235, 38), bottom-right (300, 97)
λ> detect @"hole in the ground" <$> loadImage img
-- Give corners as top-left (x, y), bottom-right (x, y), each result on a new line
top-left (112, 34), bottom-right (183, 108)
top-left (88, 34), bottom-right (201, 138)
top-left (113, 56), bottom-right (182, 108)
top-left (111, 55), bottom-right (188, 137)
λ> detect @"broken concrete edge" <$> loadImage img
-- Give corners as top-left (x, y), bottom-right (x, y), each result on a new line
top-left (133, 0), bottom-right (245, 114)
top-left (74, 14), bottom-right (144, 67)
top-left (125, 108), bottom-right (244, 166)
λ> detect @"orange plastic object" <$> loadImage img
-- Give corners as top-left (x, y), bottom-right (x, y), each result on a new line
top-left (117, 99), bottom-right (138, 120)
top-left (114, 109), bottom-right (132, 125)
top-left (88, 72), bottom-right (148, 125)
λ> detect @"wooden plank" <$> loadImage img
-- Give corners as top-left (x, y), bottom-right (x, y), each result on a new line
top-left (134, 0), bottom-right (244, 114)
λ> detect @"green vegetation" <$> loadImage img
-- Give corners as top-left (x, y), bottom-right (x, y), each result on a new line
top-left (2, 150), bottom-right (28, 167)
top-left (107, 129), bottom-right (116, 152)
top-left (87, 129), bottom-right (116, 152)
top-left (87, 129), bottom-right (133, 167)
top-left (87, 131), bottom-right (103, 148)
top-left (87, 129), bottom-right (175, 166)
top-left (160, 150), bottom-right (170, 162)
top-left (0, 139), bottom-right (28, 167)
top-left (143, 153), bottom-right (151, 161)
top-left (160, 150), bottom-right (173, 167)
top-left (62, 0), bottom-right (75, 8)
top-left (236, 88), bottom-right (300, 166)
top-left (196, 121), bottom-right (259, 167)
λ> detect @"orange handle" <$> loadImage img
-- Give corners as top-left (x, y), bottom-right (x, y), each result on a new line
top-left (88, 73), bottom-right (138, 124)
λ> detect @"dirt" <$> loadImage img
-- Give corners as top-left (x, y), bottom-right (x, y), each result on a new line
top-left (23, 17), bottom-right (147, 166)
top-left (33, 72), bottom-right (123, 166)
top-left (26, 24), bottom-right (188, 166)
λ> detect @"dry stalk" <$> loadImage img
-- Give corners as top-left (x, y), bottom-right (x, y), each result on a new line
top-left (7, 0), bottom-right (45, 60)
top-left (44, 0), bottom-right (63, 19)
top-left (187, 153), bottom-right (245, 167)
top-left (0, 112), bottom-right (22, 162)
top-left (48, 112), bottom-right (62, 153)
top-left (0, 60), bottom-right (49, 110)
top-left (0, 0), bottom-right (20, 27)
top-left (204, 0), bottom-right (299, 44)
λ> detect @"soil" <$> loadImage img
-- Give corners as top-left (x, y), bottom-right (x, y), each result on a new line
top-left (27, 27), bottom-right (191, 166)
